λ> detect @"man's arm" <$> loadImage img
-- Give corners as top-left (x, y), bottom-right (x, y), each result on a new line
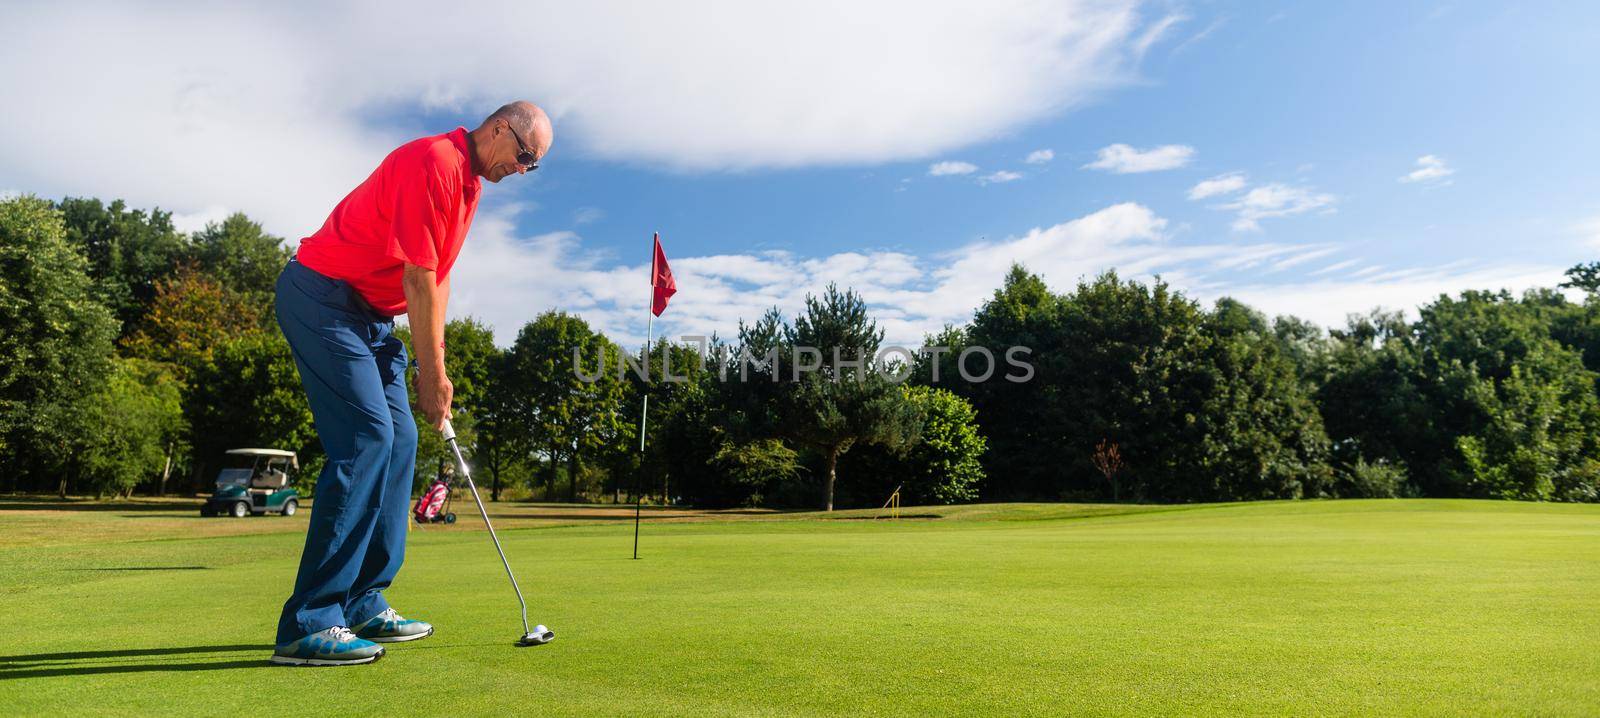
top-left (403, 263), bottom-right (452, 430)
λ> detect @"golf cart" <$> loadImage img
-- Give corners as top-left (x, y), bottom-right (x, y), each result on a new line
top-left (201, 449), bottom-right (300, 518)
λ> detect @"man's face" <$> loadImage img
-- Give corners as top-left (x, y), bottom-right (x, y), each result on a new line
top-left (485, 121), bottom-right (549, 184)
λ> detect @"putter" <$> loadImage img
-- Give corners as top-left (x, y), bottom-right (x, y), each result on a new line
top-left (441, 418), bottom-right (555, 647)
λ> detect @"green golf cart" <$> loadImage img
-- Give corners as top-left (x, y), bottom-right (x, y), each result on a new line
top-left (201, 448), bottom-right (300, 518)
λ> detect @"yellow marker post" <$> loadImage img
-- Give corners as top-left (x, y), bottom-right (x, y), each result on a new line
top-left (881, 484), bottom-right (902, 520)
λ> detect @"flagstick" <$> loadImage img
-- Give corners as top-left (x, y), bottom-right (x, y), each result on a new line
top-left (640, 312), bottom-right (653, 454)
top-left (634, 313), bottom-right (651, 560)
top-left (634, 233), bottom-right (656, 560)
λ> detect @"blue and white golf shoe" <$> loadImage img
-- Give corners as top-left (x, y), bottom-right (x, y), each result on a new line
top-left (353, 607), bottom-right (434, 643)
top-left (271, 626), bottom-right (384, 666)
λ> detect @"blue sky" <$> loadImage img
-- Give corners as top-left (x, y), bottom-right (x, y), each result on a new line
top-left (3, 2), bottom-right (1595, 346)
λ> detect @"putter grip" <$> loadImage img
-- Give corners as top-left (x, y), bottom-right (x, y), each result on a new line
top-left (440, 418), bottom-right (456, 442)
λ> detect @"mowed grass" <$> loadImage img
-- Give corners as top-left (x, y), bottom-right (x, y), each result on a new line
top-left (2, 498), bottom-right (1598, 716)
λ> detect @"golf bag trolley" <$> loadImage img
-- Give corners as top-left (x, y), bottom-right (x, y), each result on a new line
top-left (413, 458), bottom-right (458, 524)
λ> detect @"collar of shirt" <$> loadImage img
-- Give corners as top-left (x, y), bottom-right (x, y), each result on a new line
top-left (447, 126), bottom-right (483, 201)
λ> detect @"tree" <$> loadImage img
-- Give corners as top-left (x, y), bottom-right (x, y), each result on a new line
top-left (1454, 343), bottom-right (1599, 500)
top-left (55, 197), bottom-right (187, 337)
top-left (956, 269), bottom-right (1332, 502)
top-left (1270, 314), bottom-right (1330, 390)
top-left (896, 386), bottom-right (985, 504)
top-left (624, 337), bottom-right (712, 503)
top-left (717, 308), bottom-right (788, 444)
top-left (1559, 261), bottom-right (1600, 294)
top-left (956, 265), bottom-right (1065, 498)
top-left (185, 331), bottom-right (318, 492)
top-left (80, 358), bottom-right (185, 498)
top-left (502, 312), bottom-right (631, 501)
top-left (122, 265), bottom-right (268, 380)
top-left (188, 212), bottom-right (291, 297)
top-left (1051, 273), bottom-right (1208, 501)
top-left (120, 264), bottom-right (275, 491)
top-left (0, 195), bottom-right (118, 494)
top-left (1341, 458), bottom-right (1409, 498)
top-left (1319, 291), bottom-right (1600, 501)
top-left (961, 269), bottom-right (1185, 500)
top-left (1544, 289), bottom-right (1600, 377)
top-left (651, 337), bottom-right (782, 508)
top-left (909, 324), bottom-right (969, 387)
top-left (1316, 310), bottom-right (1430, 474)
top-left (1092, 439), bottom-right (1124, 502)
top-left (707, 438), bottom-right (803, 506)
top-left (1412, 290), bottom-right (1598, 497)
top-left (838, 385), bottom-right (989, 507)
top-left (777, 284), bottom-right (921, 510)
top-left (1192, 297), bottom-right (1335, 500)
top-left (473, 351), bottom-right (527, 501)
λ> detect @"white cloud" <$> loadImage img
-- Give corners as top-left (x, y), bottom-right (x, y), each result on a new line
top-left (1400, 155), bottom-right (1454, 184)
top-left (1222, 264), bottom-right (1566, 329)
top-left (1267, 247), bottom-right (1338, 272)
top-left (1083, 143), bottom-right (1195, 173)
top-left (0, 1), bottom-right (1170, 235)
top-left (1309, 258), bottom-right (1360, 276)
top-left (1187, 171), bottom-right (1247, 200)
top-left (1131, 13), bottom-right (1185, 59)
top-left (1575, 216), bottom-right (1600, 249)
top-left (444, 220), bottom-right (596, 343)
top-left (979, 170), bottom-right (1023, 185)
top-left (449, 203), bottom-right (1175, 347)
top-left (443, 200), bottom-right (1568, 348)
top-left (928, 161), bottom-right (979, 177)
top-left (1216, 183), bottom-right (1336, 231)
top-left (171, 205), bottom-right (232, 235)
top-left (1025, 149), bottom-right (1055, 164)
top-left (573, 207), bottom-right (605, 225)
top-left (1171, 18), bottom-right (1224, 54)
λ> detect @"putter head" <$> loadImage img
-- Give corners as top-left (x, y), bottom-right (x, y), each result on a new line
top-left (517, 625), bottom-right (555, 646)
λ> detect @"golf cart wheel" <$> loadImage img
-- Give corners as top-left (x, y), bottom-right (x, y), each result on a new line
top-left (200, 505), bottom-right (214, 517)
top-left (444, 513), bottom-right (457, 524)
top-left (281, 499), bottom-right (298, 517)
top-left (231, 501), bottom-right (249, 518)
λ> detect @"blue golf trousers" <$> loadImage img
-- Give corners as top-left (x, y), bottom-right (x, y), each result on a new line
top-left (274, 259), bottom-right (418, 645)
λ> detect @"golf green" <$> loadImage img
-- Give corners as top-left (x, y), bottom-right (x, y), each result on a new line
top-left (2, 499), bottom-right (1597, 716)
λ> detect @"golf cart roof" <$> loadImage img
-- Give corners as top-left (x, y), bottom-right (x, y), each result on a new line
top-left (225, 448), bottom-right (298, 469)
top-left (226, 448), bottom-right (296, 458)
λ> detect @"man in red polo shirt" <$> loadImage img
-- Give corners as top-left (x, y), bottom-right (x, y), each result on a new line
top-left (270, 101), bottom-right (552, 666)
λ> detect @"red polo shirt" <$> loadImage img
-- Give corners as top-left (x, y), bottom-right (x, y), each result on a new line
top-left (295, 127), bottom-right (481, 315)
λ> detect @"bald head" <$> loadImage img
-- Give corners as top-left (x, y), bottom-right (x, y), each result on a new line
top-left (469, 100), bottom-right (553, 183)
top-left (486, 101), bottom-right (551, 144)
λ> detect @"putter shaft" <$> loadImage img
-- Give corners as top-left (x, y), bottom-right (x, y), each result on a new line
top-left (445, 430), bottom-right (531, 637)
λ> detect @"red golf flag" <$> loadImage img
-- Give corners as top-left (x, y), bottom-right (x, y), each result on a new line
top-left (651, 233), bottom-right (676, 316)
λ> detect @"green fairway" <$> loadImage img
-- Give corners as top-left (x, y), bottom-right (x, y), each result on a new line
top-left (2, 499), bottom-right (1598, 716)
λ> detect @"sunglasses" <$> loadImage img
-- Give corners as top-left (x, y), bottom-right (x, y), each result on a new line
top-left (506, 124), bottom-right (540, 172)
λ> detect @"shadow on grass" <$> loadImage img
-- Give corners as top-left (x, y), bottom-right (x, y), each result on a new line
top-left (0, 644), bottom-right (273, 680)
top-left (484, 510), bottom-right (729, 522)
top-left (119, 514), bottom-right (211, 519)
top-left (507, 503), bottom-right (783, 516)
top-left (0, 500), bottom-right (199, 513)
top-left (0, 659), bottom-right (271, 679)
top-left (825, 514), bottom-right (943, 520)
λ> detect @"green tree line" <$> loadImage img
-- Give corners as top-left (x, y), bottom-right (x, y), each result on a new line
top-left (3, 193), bottom-right (1598, 506)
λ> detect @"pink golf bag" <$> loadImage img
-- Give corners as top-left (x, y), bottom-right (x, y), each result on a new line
top-left (413, 478), bottom-right (456, 524)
